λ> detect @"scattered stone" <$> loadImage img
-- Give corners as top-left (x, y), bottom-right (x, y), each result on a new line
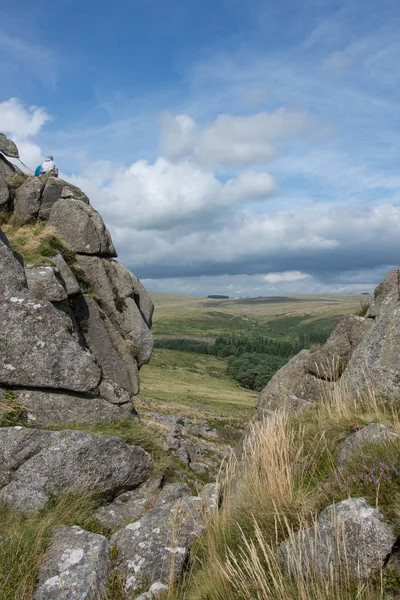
top-left (0, 427), bottom-right (152, 512)
top-left (111, 487), bottom-right (206, 591)
top-left (338, 423), bottom-right (399, 466)
top-left (50, 252), bottom-right (81, 296)
top-left (279, 498), bottom-right (396, 580)
top-left (0, 133), bottom-right (19, 158)
top-left (33, 525), bottom-right (110, 600)
top-left (18, 389), bottom-right (135, 426)
top-left (49, 199), bottom-right (116, 256)
top-left (14, 177), bottom-right (44, 224)
top-left (25, 265), bottom-right (67, 302)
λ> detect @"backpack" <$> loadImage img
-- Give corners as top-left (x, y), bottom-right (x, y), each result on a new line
top-left (34, 165), bottom-right (42, 176)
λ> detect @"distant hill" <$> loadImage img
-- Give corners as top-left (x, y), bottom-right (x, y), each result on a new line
top-left (207, 294), bottom-right (229, 299)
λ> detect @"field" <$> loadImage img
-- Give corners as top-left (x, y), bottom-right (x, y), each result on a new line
top-left (150, 292), bottom-right (365, 341)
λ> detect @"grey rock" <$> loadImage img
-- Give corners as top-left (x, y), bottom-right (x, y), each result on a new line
top-left (18, 390), bottom-right (135, 426)
top-left (368, 270), bottom-right (398, 318)
top-left (0, 153), bottom-right (20, 179)
top-left (14, 177), bottom-right (44, 224)
top-left (111, 491), bottom-right (206, 591)
top-left (137, 582), bottom-right (169, 599)
top-left (155, 483), bottom-right (191, 507)
top-left (340, 285), bottom-right (400, 398)
top-left (25, 266), bottom-right (67, 302)
top-left (257, 350), bottom-right (333, 416)
top-left (33, 525), bottom-right (110, 600)
top-left (279, 498), bottom-right (396, 580)
top-left (111, 260), bottom-right (154, 327)
top-left (338, 423), bottom-right (399, 467)
top-left (0, 227), bottom-right (27, 299)
top-left (306, 315), bottom-right (372, 381)
top-left (0, 294), bottom-right (101, 392)
top-left (0, 427), bottom-right (152, 512)
top-left (200, 483), bottom-right (219, 514)
top-left (80, 295), bottom-right (140, 395)
top-left (49, 199), bottom-right (116, 256)
top-left (99, 380), bottom-right (131, 405)
top-left (50, 252), bottom-right (81, 296)
top-left (60, 183), bottom-right (90, 203)
top-left (76, 256), bottom-right (153, 365)
top-left (38, 178), bottom-right (90, 220)
top-left (190, 462), bottom-right (208, 475)
top-left (0, 176), bottom-right (9, 210)
top-left (0, 133), bottom-right (19, 158)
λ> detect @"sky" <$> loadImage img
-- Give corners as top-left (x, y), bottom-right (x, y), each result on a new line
top-left (0, 0), bottom-right (399, 297)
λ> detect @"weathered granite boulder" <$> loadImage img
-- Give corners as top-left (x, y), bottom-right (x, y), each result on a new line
top-left (33, 526), bottom-right (110, 600)
top-left (0, 294), bottom-right (101, 391)
top-left (340, 285), bottom-right (400, 398)
top-left (0, 153), bottom-right (20, 179)
top-left (0, 228), bottom-right (27, 298)
top-left (306, 315), bottom-right (372, 381)
top-left (49, 199), bottom-right (116, 256)
top-left (338, 423), bottom-right (399, 467)
top-left (0, 176), bottom-right (9, 210)
top-left (0, 133), bottom-right (19, 158)
top-left (0, 427), bottom-right (152, 512)
top-left (18, 390), bottom-right (135, 426)
top-left (111, 260), bottom-right (154, 327)
top-left (25, 265), bottom-right (67, 302)
top-left (94, 475), bottom-right (163, 529)
top-left (99, 380), bottom-right (131, 405)
top-left (75, 295), bottom-right (140, 394)
top-left (279, 498), bottom-right (396, 580)
top-left (257, 350), bottom-right (333, 415)
top-left (76, 255), bottom-right (153, 365)
top-left (111, 484), bottom-right (205, 591)
top-left (50, 252), bottom-right (81, 296)
top-left (38, 177), bottom-right (90, 220)
top-left (367, 270), bottom-right (398, 318)
top-left (13, 177), bottom-right (44, 224)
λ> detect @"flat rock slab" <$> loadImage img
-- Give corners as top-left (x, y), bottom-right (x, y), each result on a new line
top-left (18, 390), bottom-right (136, 426)
top-left (111, 484), bottom-right (205, 591)
top-left (50, 252), bottom-right (81, 296)
top-left (0, 427), bottom-right (152, 513)
top-left (338, 423), bottom-right (399, 466)
top-left (49, 199), bottom-right (116, 256)
top-left (33, 526), bottom-right (110, 600)
top-left (279, 497), bottom-right (396, 580)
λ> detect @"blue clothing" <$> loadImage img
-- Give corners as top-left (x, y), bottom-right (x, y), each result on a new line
top-left (34, 165), bottom-right (42, 176)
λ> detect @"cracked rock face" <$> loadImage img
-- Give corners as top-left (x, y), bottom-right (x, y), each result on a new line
top-left (33, 526), bottom-right (110, 600)
top-left (0, 427), bottom-right (152, 513)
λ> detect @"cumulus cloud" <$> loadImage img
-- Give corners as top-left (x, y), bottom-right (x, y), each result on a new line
top-left (161, 108), bottom-right (329, 167)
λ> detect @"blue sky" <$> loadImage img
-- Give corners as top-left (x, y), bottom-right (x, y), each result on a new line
top-left (1, 0), bottom-right (400, 296)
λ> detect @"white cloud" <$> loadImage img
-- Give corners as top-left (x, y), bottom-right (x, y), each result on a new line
top-left (264, 271), bottom-right (309, 283)
top-left (323, 51), bottom-right (350, 69)
top-left (161, 108), bottom-right (328, 168)
top-left (0, 98), bottom-right (50, 139)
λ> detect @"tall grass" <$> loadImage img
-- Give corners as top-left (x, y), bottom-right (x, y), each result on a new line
top-left (168, 386), bottom-right (400, 599)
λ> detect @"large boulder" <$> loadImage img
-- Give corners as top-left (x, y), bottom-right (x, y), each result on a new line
top-left (49, 199), bottom-right (116, 257)
top-left (0, 293), bottom-right (101, 391)
top-left (0, 176), bottom-right (9, 210)
top-left (338, 423), bottom-right (399, 467)
top-left (14, 177), bottom-right (44, 224)
top-left (74, 295), bottom-right (140, 395)
top-left (367, 270), bottom-right (398, 318)
top-left (257, 350), bottom-right (333, 416)
top-left (279, 498), bottom-right (396, 580)
top-left (18, 389), bottom-right (135, 426)
top-left (25, 265), bottom-right (67, 302)
top-left (0, 133), bottom-right (19, 158)
top-left (76, 255), bottom-right (153, 365)
top-left (0, 427), bottom-right (152, 513)
top-left (33, 526), bottom-right (110, 600)
top-left (0, 153), bottom-right (20, 179)
top-left (306, 315), bottom-right (372, 381)
top-left (38, 177), bottom-right (90, 220)
top-left (111, 260), bottom-right (154, 327)
top-left (111, 484), bottom-right (205, 591)
top-left (340, 285), bottom-right (400, 398)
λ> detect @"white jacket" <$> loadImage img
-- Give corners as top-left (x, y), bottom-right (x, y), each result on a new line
top-left (41, 159), bottom-right (58, 175)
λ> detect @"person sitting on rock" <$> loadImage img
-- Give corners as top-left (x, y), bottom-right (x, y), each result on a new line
top-left (41, 156), bottom-right (59, 177)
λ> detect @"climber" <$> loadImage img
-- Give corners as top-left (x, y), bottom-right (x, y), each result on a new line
top-left (40, 156), bottom-right (59, 177)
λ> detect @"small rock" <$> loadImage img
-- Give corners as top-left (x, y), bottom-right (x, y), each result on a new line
top-left (99, 380), bottom-right (131, 406)
top-left (33, 525), bottom-right (109, 600)
top-left (279, 498), bottom-right (396, 580)
top-left (25, 266), bottom-right (67, 302)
